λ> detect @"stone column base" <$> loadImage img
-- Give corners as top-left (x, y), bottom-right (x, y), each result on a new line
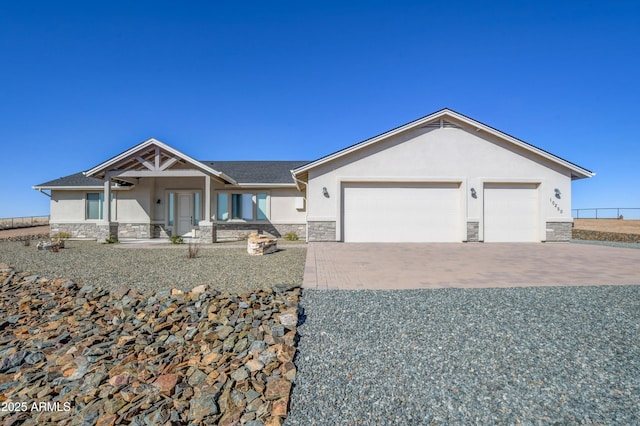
top-left (546, 222), bottom-right (572, 242)
top-left (307, 221), bottom-right (337, 242)
top-left (466, 221), bottom-right (479, 242)
top-left (96, 222), bottom-right (119, 243)
top-left (198, 222), bottom-right (216, 243)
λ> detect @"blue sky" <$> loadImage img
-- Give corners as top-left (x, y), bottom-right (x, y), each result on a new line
top-left (1, 1), bottom-right (639, 218)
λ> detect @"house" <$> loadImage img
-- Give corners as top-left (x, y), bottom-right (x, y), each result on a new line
top-left (34, 108), bottom-right (593, 243)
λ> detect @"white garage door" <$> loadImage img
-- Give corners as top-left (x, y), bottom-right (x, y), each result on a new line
top-left (342, 182), bottom-right (461, 242)
top-left (484, 183), bottom-right (539, 242)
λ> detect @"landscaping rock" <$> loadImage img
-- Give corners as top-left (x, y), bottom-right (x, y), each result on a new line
top-left (247, 233), bottom-right (278, 256)
top-left (0, 266), bottom-right (300, 424)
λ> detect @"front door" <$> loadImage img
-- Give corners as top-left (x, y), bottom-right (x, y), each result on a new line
top-left (176, 193), bottom-right (194, 236)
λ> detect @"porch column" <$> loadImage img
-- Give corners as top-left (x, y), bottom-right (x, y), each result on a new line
top-left (197, 174), bottom-right (216, 243)
top-left (204, 175), bottom-right (211, 221)
top-left (96, 173), bottom-right (118, 242)
top-left (103, 177), bottom-right (111, 222)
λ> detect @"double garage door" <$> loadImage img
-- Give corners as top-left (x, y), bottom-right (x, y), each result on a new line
top-left (342, 182), bottom-right (462, 242)
top-left (342, 182), bottom-right (539, 242)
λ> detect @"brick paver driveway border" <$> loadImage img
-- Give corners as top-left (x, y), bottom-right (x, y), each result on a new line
top-left (303, 242), bottom-right (640, 289)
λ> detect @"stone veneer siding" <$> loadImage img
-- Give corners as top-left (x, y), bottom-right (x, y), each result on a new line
top-left (545, 222), bottom-right (573, 242)
top-left (215, 223), bottom-right (306, 241)
top-left (118, 223), bottom-right (150, 239)
top-left (466, 221), bottom-right (479, 242)
top-left (152, 224), bottom-right (170, 238)
top-left (307, 221), bottom-right (337, 242)
top-left (50, 223), bottom-right (98, 239)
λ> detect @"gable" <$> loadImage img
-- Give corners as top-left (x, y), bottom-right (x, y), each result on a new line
top-left (293, 108), bottom-right (594, 186)
top-left (83, 138), bottom-right (237, 185)
top-left (308, 123), bottom-right (573, 181)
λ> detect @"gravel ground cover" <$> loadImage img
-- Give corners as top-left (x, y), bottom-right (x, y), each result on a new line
top-left (570, 239), bottom-right (640, 250)
top-left (0, 240), bottom-right (306, 294)
top-left (287, 286), bottom-right (640, 425)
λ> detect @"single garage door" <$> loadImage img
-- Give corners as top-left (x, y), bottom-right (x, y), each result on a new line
top-left (342, 182), bottom-right (461, 242)
top-left (484, 183), bottom-right (539, 242)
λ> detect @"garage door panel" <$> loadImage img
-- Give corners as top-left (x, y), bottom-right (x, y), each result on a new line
top-left (343, 183), bottom-right (461, 242)
top-left (484, 184), bottom-right (539, 242)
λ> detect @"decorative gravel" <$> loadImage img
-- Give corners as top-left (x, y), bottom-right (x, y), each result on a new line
top-left (0, 240), bottom-right (306, 294)
top-left (571, 239), bottom-right (640, 250)
top-left (287, 286), bottom-right (640, 425)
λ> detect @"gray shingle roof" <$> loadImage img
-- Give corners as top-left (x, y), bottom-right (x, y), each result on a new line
top-left (203, 161), bottom-right (310, 184)
top-left (34, 172), bottom-right (105, 188)
top-left (34, 161), bottom-right (311, 187)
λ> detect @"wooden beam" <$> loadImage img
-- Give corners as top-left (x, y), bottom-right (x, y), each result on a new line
top-left (159, 157), bottom-right (179, 171)
top-left (115, 170), bottom-right (207, 178)
top-left (136, 155), bottom-right (155, 171)
top-left (154, 147), bottom-right (160, 170)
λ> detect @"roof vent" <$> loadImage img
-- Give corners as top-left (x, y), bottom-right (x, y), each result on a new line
top-left (442, 120), bottom-right (462, 129)
top-left (420, 119), bottom-right (462, 130)
top-left (421, 121), bottom-right (441, 129)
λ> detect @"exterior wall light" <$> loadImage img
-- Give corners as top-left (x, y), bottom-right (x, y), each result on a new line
top-left (322, 187), bottom-right (329, 198)
top-left (554, 188), bottom-right (561, 199)
top-left (470, 188), bottom-right (477, 198)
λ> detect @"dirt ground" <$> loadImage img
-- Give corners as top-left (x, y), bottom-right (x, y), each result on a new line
top-left (0, 225), bottom-right (50, 239)
top-left (573, 219), bottom-right (640, 235)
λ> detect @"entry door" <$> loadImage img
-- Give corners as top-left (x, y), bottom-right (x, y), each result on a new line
top-left (176, 193), bottom-right (194, 236)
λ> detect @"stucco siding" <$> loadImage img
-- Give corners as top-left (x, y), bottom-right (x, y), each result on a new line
top-left (50, 191), bottom-right (86, 222)
top-left (306, 125), bottom-right (574, 241)
top-left (268, 187), bottom-right (306, 224)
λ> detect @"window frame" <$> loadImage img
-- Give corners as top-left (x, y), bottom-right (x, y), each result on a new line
top-left (216, 192), bottom-right (269, 222)
top-left (86, 192), bottom-right (104, 220)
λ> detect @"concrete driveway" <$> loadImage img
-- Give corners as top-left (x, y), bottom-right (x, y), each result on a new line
top-left (303, 242), bottom-right (640, 289)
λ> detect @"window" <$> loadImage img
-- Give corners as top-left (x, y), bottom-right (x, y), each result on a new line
top-left (217, 194), bottom-right (229, 220)
top-left (194, 193), bottom-right (200, 223)
top-left (168, 193), bottom-right (175, 226)
top-left (86, 193), bottom-right (103, 220)
top-left (257, 194), bottom-right (268, 220)
top-left (217, 193), bottom-right (268, 221)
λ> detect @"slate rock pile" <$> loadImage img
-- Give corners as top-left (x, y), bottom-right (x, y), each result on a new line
top-left (572, 228), bottom-right (640, 243)
top-left (0, 263), bottom-right (300, 425)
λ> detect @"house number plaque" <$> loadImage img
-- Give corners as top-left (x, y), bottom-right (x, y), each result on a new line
top-left (549, 197), bottom-right (563, 214)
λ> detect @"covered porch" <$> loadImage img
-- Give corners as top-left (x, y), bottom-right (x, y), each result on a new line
top-left (84, 138), bottom-right (236, 242)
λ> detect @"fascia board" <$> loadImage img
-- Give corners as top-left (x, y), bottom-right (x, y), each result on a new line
top-left (32, 185), bottom-right (135, 191)
top-left (444, 110), bottom-right (595, 179)
top-left (228, 183), bottom-right (298, 188)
